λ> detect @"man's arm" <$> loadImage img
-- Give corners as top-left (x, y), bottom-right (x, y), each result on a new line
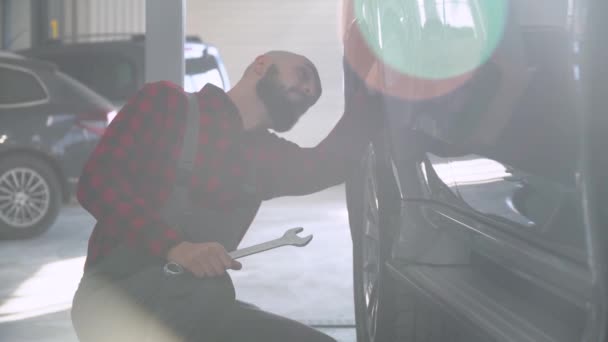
top-left (77, 81), bottom-right (187, 258)
top-left (251, 87), bottom-right (381, 199)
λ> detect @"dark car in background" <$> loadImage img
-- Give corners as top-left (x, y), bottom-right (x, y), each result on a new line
top-left (0, 52), bottom-right (114, 239)
top-left (19, 34), bottom-right (231, 107)
top-left (343, 0), bottom-right (606, 341)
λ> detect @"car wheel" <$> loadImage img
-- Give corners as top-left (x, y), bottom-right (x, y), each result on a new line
top-left (349, 145), bottom-right (462, 342)
top-left (350, 143), bottom-right (400, 342)
top-left (0, 155), bottom-right (62, 239)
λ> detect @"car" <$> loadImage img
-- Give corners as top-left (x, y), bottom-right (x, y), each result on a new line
top-left (343, 0), bottom-right (606, 341)
top-left (19, 34), bottom-right (231, 107)
top-left (0, 52), bottom-right (114, 239)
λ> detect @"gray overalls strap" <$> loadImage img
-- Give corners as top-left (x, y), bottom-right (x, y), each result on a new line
top-left (159, 93), bottom-right (200, 226)
top-left (160, 93), bottom-right (256, 251)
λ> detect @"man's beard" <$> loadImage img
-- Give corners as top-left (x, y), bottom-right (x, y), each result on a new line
top-left (256, 65), bottom-right (308, 133)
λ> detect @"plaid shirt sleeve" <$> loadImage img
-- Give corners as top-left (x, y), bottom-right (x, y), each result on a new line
top-left (77, 81), bottom-right (188, 259)
top-left (251, 87), bottom-right (381, 199)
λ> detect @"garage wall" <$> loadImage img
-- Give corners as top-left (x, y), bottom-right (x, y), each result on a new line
top-left (63, 0), bottom-right (145, 41)
top-left (186, 0), bottom-right (346, 147)
top-left (1, 0), bottom-right (146, 49)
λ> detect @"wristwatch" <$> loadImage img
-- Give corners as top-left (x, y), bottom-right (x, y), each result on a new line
top-left (163, 262), bottom-right (184, 276)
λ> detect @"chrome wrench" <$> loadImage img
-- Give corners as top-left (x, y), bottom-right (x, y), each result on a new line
top-left (164, 227), bottom-right (313, 275)
top-left (228, 227), bottom-right (313, 259)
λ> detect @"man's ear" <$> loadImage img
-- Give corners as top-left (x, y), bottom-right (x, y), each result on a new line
top-left (252, 55), bottom-right (271, 76)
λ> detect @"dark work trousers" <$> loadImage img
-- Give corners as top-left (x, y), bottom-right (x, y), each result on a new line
top-left (71, 265), bottom-right (337, 342)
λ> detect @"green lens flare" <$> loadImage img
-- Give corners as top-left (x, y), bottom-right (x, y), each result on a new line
top-left (354, 0), bottom-right (508, 80)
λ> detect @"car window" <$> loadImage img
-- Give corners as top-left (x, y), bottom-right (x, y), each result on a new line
top-left (376, 0), bottom-right (587, 260)
top-left (0, 66), bottom-right (48, 106)
top-left (408, 3), bottom-right (578, 183)
top-left (47, 54), bottom-right (137, 102)
top-left (187, 69), bottom-right (224, 92)
top-left (185, 55), bottom-right (224, 91)
top-left (444, 30), bottom-right (577, 183)
top-left (185, 55), bottom-right (219, 76)
top-left (41, 71), bottom-right (114, 111)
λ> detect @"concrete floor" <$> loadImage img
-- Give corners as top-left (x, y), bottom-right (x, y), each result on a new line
top-left (0, 186), bottom-right (357, 341)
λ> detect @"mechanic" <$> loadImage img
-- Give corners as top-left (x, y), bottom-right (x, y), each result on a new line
top-left (70, 49), bottom-right (379, 342)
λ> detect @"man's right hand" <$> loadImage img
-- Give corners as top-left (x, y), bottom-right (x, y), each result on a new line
top-left (167, 241), bottom-right (242, 278)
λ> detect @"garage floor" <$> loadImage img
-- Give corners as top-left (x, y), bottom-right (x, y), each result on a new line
top-left (0, 186), bottom-right (357, 341)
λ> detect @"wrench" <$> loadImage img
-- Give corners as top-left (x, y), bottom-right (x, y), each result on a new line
top-left (163, 227), bottom-right (313, 275)
top-left (229, 227), bottom-right (313, 259)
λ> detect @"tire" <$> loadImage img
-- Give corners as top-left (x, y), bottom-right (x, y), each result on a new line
top-left (0, 155), bottom-right (62, 239)
top-left (349, 143), bottom-right (400, 342)
top-left (348, 144), bottom-right (459, 342)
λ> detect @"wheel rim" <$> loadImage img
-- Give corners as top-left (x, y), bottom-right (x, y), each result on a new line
top-left (362, 150), bottom-right (381, 341)
top-left (0, 167), bottom-right (50, 228)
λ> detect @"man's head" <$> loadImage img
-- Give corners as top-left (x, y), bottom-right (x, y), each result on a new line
top-left (245, 51), bottom-right (322, 132)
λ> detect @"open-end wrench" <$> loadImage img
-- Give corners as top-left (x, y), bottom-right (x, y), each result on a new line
top-left (228, 227), bottom-right (313, 259)
top-left (164, 227), bottom-right (313, 275)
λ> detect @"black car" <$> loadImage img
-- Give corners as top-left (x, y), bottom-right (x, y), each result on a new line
top-left (19, 35), bottom-right (231, 107)
top-left (0, 52), bottom-right (114, 239)
top-left (344, 0), bottom-right (607, 341)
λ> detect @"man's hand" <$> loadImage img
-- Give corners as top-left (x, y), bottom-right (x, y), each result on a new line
top-left (167, 241), bottom-right (242, 278)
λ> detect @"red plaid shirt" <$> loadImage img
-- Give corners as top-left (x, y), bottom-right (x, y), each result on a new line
top-left (77, 81), bottom-right (376, 269)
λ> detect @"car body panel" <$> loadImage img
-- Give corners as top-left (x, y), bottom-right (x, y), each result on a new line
top-left (344, 0), bottom-right (600, 340)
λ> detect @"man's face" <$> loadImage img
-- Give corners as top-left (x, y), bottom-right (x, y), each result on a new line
top-left (256, 62), bottom-right (321, 132)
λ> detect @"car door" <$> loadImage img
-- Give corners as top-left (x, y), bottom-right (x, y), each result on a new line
top-left (374, 0), bottom-right (597, 341)
top-left (444, 5), bottom-right (591, 340)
